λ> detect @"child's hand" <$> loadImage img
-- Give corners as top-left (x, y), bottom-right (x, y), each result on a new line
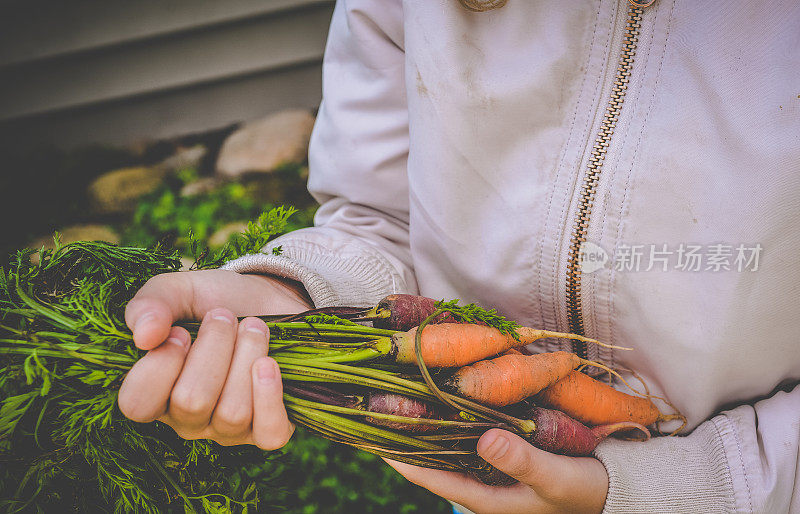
top-left (386, 429), bottom-right (609, 514)
top-left (117, 269), bottom-right (312, 448)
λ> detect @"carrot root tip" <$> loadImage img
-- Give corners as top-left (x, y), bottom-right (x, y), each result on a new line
top-left (592, 422), bottom-right (651, 442)
top-left (657, 413), bottom-right (688, 436)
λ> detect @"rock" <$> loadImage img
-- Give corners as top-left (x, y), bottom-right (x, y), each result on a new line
top-left (29, 225), bottom-right (120, 263)
top-left (159, 144), bottom-right (207, 173)
top-left (87, 166), bottom-right (166, 214)
top-left (216, 109), bottom-right (315, 178)
top-left (208, 221), bottom-right (249, 248)
top-left (180, 176), bottom-right (223, 197)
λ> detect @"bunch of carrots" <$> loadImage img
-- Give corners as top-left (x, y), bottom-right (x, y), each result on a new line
top-left (239, 293), bottom-right (684, 484)
top-left (0, 229), bottom-right (685, 512)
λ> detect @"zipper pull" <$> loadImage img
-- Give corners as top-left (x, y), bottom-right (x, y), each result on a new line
top-left (628, 0), bottom-right (656, 7)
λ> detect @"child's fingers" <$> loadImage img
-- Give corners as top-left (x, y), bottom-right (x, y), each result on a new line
top-left (125, 270), bottom-right (312, 351)
top-left (251, 357), bottom-right (294, 450)
top-left (125, 273), bottom-right (195, 350)
top-left (167, 308), bottom-right (238, 433)
top-left (211, 318), bottom-right (270, 439)
top-left (125, 297), bottom-right (176, 350)
top-left (118, 326), bottom-right (190, 422)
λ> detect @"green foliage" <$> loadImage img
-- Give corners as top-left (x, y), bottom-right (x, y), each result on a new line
top-left (0, 212), bottom-right (297, 513)
top-left (189, 206), bottom-right (299, 270)
top-left (120, 169), bottom-right (316, 255)
top-left (278, 429), bottom-right (449, 514)
top-left (2, 185), bottom-right (452, 512)
top-left (302, 314), bottom-right (360, 327)
top-left (123, 182), bottom-right (256, 248)
top-left (16, 239), bottom-right (181, 304)
top-left (435, 300), bottom-right (521, 340)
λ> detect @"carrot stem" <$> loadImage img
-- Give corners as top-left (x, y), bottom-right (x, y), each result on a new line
top-left (276, 356), bottom-right (536, 434)
top-left (413, 310), bottom-right (464, 412)
top-left (284, 394), bottom-right (504, 430)
top-left (287, 403), bottom-right (444, 450)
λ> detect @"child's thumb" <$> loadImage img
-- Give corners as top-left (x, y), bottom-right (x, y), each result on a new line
top-left (476, 429), bottom-right (558, 488)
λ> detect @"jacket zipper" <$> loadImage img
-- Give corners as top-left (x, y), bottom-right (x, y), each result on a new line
top-left (566, 0), bottom-right (655, 359)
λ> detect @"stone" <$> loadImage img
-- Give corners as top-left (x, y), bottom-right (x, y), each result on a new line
top-left (208, 221), bottom-right (249, 248)
top-left (87, 166), bottom-right (166, 214)
top-left (180, 176), bottom-right (223, 197)
top-left (216, 109), bottom-right (315, 178)
top-left (158, 144), bottom-right (207, 173)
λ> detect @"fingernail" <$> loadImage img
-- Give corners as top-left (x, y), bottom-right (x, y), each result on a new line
top-left (242, 317), bottom-right (267, 335)
top-left (134, 312), bottom-right (155, 333)
top-left (483, 433), bottom-right (510, 460)
top-left (208, 308), bottom-right (234, 325)
top-left (257, 359), bottom-right (276, 383)
top-left (166, 336), bottom-right (188, 350)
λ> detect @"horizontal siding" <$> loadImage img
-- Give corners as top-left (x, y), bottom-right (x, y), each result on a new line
top-left (0, 0), bottom-right (331, 66)
top-left (0, 3), bottom-right (334, 119)
top-left (0, 0), bottom-right (334, 147)
top-left (8, 63), bottom-right (324, 148)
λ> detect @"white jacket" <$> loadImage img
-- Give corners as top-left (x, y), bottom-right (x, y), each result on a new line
top-left (224, 0), bottom-right (800, 511)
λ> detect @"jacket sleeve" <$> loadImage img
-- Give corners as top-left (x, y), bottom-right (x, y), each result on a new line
top-left (594, 383), bottom-right (800, 513)
top-left (223, 0), bottom-right (414, 308)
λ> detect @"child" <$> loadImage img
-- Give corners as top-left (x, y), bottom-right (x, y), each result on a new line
top-left (118, 0), bottom-right (800, 511)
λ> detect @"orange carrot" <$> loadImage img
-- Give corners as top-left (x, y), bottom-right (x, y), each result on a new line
top-left (390, 323), bottom-right (611, 367)
top-left (444, 351), bottom-right (583, 407)
top-left (536, 370), bottom-right (665, 426)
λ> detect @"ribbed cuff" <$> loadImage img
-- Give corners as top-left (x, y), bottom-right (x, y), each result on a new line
top-left (594, 421), bottom-right (737, 513)
top-left (221, 231), bottom-right (406, 308)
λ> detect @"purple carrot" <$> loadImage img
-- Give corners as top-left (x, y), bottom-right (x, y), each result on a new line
top-left (524, 406), bottom-right (650, 456)
top-left (284, 385), bottom-right (460, 433)
top-left (358, 294), bottom-right (458, 331)
top-left (362, 392), bottom-right (462, 433)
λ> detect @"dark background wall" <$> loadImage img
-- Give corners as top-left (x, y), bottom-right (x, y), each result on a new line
top-left (0, 0), bottom-right (334, 148)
